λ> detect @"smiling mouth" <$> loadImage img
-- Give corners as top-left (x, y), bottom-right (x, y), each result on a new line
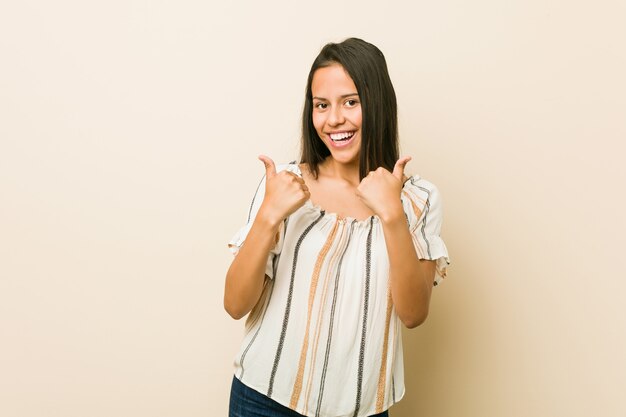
top-left (329, 131), bottom-right (355, 142)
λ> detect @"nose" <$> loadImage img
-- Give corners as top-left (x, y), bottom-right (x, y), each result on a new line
top-left (327, 105), bottom-right (345, 126)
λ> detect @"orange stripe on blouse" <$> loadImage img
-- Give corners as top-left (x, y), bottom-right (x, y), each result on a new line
top-left (375, 280), bottom-right (394, 412)
top-left (402, 190), bottom-right (423, 231)
top-left (290, 219), bottom-right (340, 410)
top-left (303, 220), bottom-right (347, 415)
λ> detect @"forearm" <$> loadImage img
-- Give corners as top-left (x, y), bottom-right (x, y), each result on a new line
top-left (224, 213), bottom-right (281, 320)
top-left (380, 210), bottom-right (435, 329)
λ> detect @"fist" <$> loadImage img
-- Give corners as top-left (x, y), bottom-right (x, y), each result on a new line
top-left (257, 155), bottom-right (310, 225)
top-left (356, 156), bottom-right (411, 221)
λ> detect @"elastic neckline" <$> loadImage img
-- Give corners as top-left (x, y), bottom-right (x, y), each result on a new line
top-left (287, 163), bottom-right (417, 227)
top-left (302, 199), bottom-right (378, 226)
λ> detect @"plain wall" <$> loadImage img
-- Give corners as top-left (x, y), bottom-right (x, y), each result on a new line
top-left (1, 1), bottom-right (625, 416)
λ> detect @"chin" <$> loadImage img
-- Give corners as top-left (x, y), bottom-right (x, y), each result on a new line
top-left (329, 152), bottom-right (359, 166)
top-left (323, 141), bottom-right (361, 165)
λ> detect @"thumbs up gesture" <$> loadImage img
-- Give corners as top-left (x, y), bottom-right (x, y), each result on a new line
top-left (355, 156), bottom-right (412, 222)
top-left (257, 155), bottom-right (310, 226)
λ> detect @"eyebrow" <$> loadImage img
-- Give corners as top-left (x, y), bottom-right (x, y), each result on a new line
top-left (312, 93), bottom-right (359, 101)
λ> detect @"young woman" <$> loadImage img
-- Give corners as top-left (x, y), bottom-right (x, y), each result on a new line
top-left (225, 38), bottom-right (449, 417)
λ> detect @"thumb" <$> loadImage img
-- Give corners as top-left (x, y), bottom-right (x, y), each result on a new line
top-left (258, 155), bottom-right (277, 178)
top-left (392, 156), bottom-right (412, 181)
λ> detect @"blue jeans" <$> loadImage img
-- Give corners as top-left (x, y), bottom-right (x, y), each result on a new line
top-left (229, 375), bottom-right (389, 417)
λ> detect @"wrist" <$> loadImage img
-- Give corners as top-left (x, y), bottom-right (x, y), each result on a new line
top-left (378, 202), bottom-right (405, 225)
top-left (256, 205), bottom-right (284, 231)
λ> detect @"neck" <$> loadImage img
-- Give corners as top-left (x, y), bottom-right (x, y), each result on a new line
top-left (319, 157), bottom-right (361, 186)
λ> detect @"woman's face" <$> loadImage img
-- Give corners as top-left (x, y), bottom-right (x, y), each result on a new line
top-left (311, 63), bottom-right (362, 167)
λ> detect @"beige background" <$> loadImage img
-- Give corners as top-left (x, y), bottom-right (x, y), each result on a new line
top-left (1, 1), bottom-right (625, 416)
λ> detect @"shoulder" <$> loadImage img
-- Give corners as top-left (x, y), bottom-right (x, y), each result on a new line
top-left (402, 175), bottom-right (441, 200)
top-left (401, 175), bottom-right (444, 223)
top-left (274, 160), bottom-right (300, 176)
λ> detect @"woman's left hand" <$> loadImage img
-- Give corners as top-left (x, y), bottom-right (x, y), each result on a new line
top-left (356, 156), bottom-right (412, 222)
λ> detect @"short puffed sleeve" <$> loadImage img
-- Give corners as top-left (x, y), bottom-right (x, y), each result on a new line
top-left (227, 173), bottom-right (287, 280)
top-left (401, 176), bottom-right (450, 286)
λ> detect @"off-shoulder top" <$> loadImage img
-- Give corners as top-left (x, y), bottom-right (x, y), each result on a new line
top-left (228, 162), bottom-right (450, 417)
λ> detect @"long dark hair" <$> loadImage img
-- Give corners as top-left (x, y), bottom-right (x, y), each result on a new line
top-left (300, 37), bottom-right (399, 180)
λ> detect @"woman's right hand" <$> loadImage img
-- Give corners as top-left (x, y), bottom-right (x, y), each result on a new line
top-left (257, 155), bottom-right (310, 226)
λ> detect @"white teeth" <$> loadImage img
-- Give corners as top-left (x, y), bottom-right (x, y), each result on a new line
top-left (330, 132), bottom-right (354, 141)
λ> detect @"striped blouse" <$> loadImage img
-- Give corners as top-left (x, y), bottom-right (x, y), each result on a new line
top-left (228, 163), bottom-right (449, 417)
